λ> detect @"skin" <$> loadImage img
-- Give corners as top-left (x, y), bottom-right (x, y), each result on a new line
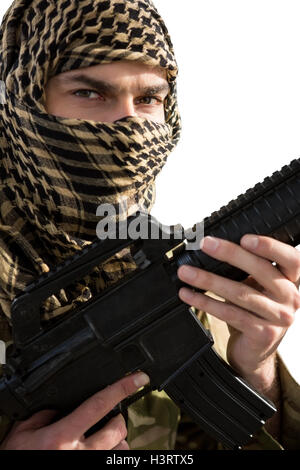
top-left (2, 60), bottom-right (300, 449)
top-left (0, 372), bottom-right (150, 450)
top-left (44, 60), bottom-right (169, 123)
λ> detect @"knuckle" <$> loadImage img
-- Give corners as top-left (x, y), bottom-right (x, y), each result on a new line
top-left (114, 415), bottom-right (127, 442)
top-left (260, 236), bottom-right (273, 251)
top-left (119, 379), bottom-right (135, 398)
top-left (222, 240), bottom-right (237, 258)
top-left (292, 291), bottom-right (300, 311)
top-left (200, 272), bottom-right (213, 290)
top-left (262, 325), bottom-right (278, 344)
top-left (197, 293), bottom-right (211, 311)
top-left (288, 272), bottom-right (300, 284)
top-left (280, 288), bottom-right (300, 315)
top-left (247, 324), bottom-right (266, 344)
top-left (105, 424), bottom-right (122, 448)
top-left (249, 322), bottom-right (263, 337)
top-left (236, 286), bottom-right (249, 304)
top-left (93, 415), bottom-right (127, 450)
top-left (90, 393), bottom-right (107, 415)
top-left (294, 251), bottom-right (300, 271)
top-left (249, 323), bottom-right (277, 345)
top-left (121, 380), bottom-right (132, 397)
top-left (278, 308), bottom-right (294, 327)
top-left (224, 303), bottom-right (242, 326)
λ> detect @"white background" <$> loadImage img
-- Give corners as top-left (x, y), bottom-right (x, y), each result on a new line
top-left (1, 0), bottom-right (299, 380)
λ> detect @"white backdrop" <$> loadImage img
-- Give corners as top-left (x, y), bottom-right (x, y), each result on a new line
top-left (0, 0), bottom-right (299, 380)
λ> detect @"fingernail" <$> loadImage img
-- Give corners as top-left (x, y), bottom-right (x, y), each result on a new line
top-left (242, 235), bottom-right (259, 250)
top-left (179, 266), bottom-right (198, 281)
top-left (133, 372), bottom-right (150, 388)
top-left (200, 236), bottom-right (219, 252)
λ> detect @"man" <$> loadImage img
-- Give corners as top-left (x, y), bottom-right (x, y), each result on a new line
top-left (0, 0), bottom-right (299, 450)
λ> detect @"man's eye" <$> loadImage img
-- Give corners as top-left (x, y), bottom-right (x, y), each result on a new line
top-left (73, 89), bottom-right (103, 99)
top-left (137, 96), bottom-right (162, 105)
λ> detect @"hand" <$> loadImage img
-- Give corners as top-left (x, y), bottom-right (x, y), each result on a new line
top-left (177, 235), bottom-right (300, 390)
top-left (0, 372), bottom-right (149, 450)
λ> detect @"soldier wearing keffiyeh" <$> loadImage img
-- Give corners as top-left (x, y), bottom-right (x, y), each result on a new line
top-left (0, 0), bottom-right (181, 324)
top-left (0, 0), bottom-right (300, 451)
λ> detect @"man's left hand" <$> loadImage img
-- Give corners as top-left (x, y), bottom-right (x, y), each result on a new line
top-left (177, 234), bottom-right (300, 392)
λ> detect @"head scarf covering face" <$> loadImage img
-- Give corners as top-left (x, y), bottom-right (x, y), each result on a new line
top-left (0, 0), bottom-right (181, 321)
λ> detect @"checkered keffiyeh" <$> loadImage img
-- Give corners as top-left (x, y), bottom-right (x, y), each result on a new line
top-left (0, 0), bottom-right (181, 322)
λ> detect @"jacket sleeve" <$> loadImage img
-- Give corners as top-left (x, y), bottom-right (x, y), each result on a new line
top-left (277, 353), bottom-right (300, 449)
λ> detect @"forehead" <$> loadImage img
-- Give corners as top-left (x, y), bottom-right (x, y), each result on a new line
top-left (53, 60), bottom-right (168, 84)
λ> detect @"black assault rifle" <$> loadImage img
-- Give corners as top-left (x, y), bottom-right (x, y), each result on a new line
top-left (1, 159), bottom-right (300, 450)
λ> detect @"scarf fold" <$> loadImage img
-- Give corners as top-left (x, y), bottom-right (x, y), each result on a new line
top-left (0, 0), bottom-right (181, 323)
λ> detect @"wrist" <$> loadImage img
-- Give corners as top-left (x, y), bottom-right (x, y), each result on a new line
top-left (239, 354), bottom-right (277, 395)
top-left (242, 354), bottom-right (282, 442)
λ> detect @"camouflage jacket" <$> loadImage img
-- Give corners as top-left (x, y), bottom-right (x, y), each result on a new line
top-left (0, 298), bottom-right (299, 450)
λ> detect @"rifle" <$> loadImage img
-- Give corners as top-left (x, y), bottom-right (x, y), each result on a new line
top-left (1, 158), bottom-right (300, 450)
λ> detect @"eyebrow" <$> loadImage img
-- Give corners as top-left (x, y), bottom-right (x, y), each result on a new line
top-left (59, 73), bottom-right (170, 96)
